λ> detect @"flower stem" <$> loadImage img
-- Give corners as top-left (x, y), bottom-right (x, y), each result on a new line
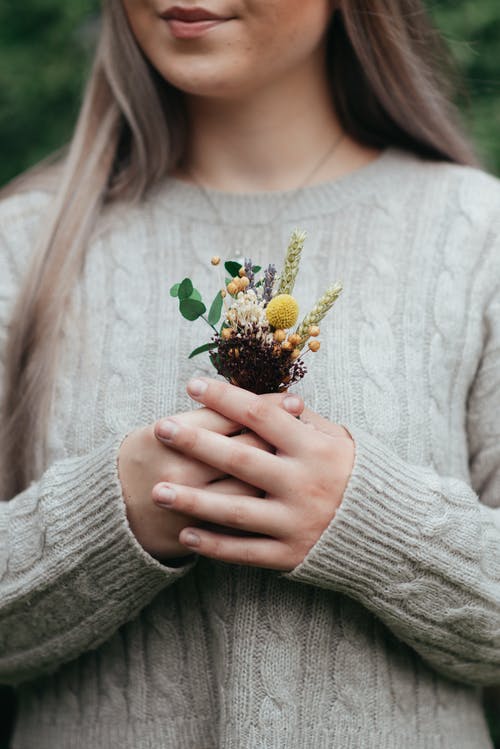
top-left (201, 315), bottom-right (219, 335)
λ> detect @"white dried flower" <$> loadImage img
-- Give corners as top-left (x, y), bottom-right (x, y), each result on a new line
top-left (226, 289), bottom-right (271, 335)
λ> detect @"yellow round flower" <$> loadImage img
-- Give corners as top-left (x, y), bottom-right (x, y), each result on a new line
top-left (265, 294), bottom-right (299, 329)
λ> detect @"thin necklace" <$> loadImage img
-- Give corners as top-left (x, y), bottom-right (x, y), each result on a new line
top-left (185, 130), bottom-right (346, 242)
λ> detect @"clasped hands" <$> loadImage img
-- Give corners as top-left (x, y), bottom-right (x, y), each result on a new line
top-left (152, 378), bottom-right (355, 572)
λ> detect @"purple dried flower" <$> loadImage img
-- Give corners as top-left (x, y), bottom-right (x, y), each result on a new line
top-left (243, 257), bottom-right (255, 289)
top-left (263, 264), bottom-right (276, 304)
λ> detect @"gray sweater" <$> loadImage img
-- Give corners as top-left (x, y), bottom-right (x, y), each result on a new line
top-left (0, 146), bottom-right (499, 748)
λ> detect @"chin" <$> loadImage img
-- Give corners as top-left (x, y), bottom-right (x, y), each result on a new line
top-left (158, 65), bottom-right (252, 100)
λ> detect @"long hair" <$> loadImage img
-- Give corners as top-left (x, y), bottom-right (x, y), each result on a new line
top-left (0, 0), bottom-right (481, 501)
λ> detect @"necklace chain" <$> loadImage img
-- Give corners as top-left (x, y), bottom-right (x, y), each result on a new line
top-left (186, 129), bottom-right (346, 230)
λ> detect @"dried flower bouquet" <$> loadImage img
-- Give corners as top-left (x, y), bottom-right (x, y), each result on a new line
top-left (170, 229), bottom-right (343, 394)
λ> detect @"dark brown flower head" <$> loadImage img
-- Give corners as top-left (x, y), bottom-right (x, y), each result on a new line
top-left (209, 323), bottom-right (307, 394)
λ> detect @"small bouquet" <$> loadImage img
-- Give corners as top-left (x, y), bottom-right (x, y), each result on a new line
top-left (170, 230), bottom-right (343, 394)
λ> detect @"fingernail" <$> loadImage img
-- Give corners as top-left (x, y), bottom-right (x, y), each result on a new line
top-left (283, 395), bottom-right (302, 413)
top-left (155, 485), bottom-right (176, 507)
top-left (182, 531), bottom-right (200, 547)
top-left (157, 419), bottom-right (179, 441)
top-left (187, 378), bottom-right (208, 397)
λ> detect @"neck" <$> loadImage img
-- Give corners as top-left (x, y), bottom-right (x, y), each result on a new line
top-left (175, 52), bottom-right (363, 193)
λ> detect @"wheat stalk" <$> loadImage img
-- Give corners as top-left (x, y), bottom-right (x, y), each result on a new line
top-left (277, 229), bottom-right (307, 295)
top-left (296, 282), bottom-right (343, 348)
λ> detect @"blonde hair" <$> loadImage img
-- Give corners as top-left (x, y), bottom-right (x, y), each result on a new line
top-left (0, 0), bottom-right (480, 501)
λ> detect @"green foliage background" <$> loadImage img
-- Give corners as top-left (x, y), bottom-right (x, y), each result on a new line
top-left (0, 1), bottom-right (499, 747)
top-left (1, 0), bottom-right (500, 185)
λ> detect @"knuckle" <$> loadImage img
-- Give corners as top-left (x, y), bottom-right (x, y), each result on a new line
top-left (316, 438), bottom-right (334, 462)
top-left (226, 502), bottom-right (248, 529)
top-left (226, 443), bottom-right (252, 474)
top-left (180, 426), bottom-right (198, 451)
top-left (242, 545), bottom-right (257, 566)
top-left (283, 540), bottom-right (304, 570)
top-left (212, 537), bottom-right (224, 560)
top-left (182, 492), bottom-right (197, 516)
top-left (245, 396), bottom-right (270, 424)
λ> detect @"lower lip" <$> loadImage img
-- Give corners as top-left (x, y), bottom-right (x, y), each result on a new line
top-left (165, 18), bottom-right (230, 39)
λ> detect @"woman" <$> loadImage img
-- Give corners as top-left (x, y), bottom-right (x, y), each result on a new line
top-left (0, 1), bottom-right (499, 747)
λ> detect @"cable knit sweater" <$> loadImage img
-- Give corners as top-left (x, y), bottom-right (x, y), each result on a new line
top-left (0, 146), bottom-right (499, 749)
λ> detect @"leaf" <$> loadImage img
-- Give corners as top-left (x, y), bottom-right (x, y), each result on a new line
top-left (178, 278), bottom-right (194, 300)
top-left (189, 288), bottom-right (202, 302)
top-left (252, 265), bottom-right (262, 273)
top-left (208, 290), bottom-right (224, 326)
top-left (225, 261), bottom-right (242, 277)
top-left (179, 298), bottom-right (207, 321)
top-left (188, 342), bottom-right (219, 359)
top-left (169, 282), bottom-right (180, 297)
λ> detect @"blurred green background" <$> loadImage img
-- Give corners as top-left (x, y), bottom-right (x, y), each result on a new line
top-left (1, 0), bottom-right (500, 185)
top-left (0, 1), bottom-right (499, 747)
top-left (0, 0), bottom-right (500, 186)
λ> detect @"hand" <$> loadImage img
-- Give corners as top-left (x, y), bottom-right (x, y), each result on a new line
top-left (118, 406), bottom-right (272, 562)
top-left (151, 378), bottom-right (355, 571)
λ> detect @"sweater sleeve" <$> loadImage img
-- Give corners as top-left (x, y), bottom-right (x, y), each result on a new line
top-left (280, 278), bottom-right (500, 688)
top-left (0, 434), bottom-right (196, 686)
top-left (0, 192), bottom-right (196, 686)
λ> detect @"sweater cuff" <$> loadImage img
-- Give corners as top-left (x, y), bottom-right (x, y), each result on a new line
top-left (44, 431), bottom-right (196, 608)
top-left (280, 424), bottom-right (439, 595)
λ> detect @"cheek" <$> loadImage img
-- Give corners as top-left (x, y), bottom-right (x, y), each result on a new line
top-left (246, 1), bottom-right (333, 65)
top-left (121, 0), bottom-right (163, 63)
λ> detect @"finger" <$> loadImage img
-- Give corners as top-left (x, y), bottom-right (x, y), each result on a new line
top-left (155, 421), bottom-right (289, 493)
top-left (259, 391), bottom-right (304, 414)
top-left (299, 406), bottom-right (350, 439)
top-left (231, 429), bottom-right (275, 454)
top-left (207, 477), bottom-right (265, 498)
top-left (177, 526), bottom-right (290, 570)
top-left (154, 406), bottom-right (242, 444)
top-left (185, 379), bottom-right (306, 455)
top-left (152, 482), bottom-right (290, 536)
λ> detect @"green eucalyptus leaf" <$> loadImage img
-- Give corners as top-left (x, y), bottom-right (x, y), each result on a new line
top-left (208, 290), bottom-right (224, 326)
top-left (188, 341), bottom-right (219, 359)
top-left (189, 288), bottom-right (202, 302)
top-left (179, 298), bottom-right (206, 321)
top-left (252, 265), bottom-right (262, 273)
top-left (169, 282), bottom-right (180, 297)
top-left (224, 261), bottom-right (242, 277)
top-left (178, 278), bottom-right (194, 300)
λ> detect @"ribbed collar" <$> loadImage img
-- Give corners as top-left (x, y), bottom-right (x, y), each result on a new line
top-left (148, 146), bottom-right (419, 225)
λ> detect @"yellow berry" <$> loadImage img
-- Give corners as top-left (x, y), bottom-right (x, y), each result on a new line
top-left (238, 267), bottom-right (247, 277)
top-left (291, 349), bottom-right (301, 360)
top-left (308, 340), bottom-right (321, 352)
top-left (221, 289), bottom-right (227, 298)
top-left (239, 276), bottom-right (250, 289)
top-left (221, 327), bottom-right (234, 340)
top-left (309, 325), bottom-right (320, 337)
top-left (281, 340), bottom-right (293, 352)
top-left (288, 333), bottom-right (302, 346)
top-left (273, 329), bottom-right (286, 342)
top-left (211, 256), bottom-right (221, 266)
top-left (227, 282), bottom-right (238, 295)
top-left (266, 294), bottom-right (299, 329)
